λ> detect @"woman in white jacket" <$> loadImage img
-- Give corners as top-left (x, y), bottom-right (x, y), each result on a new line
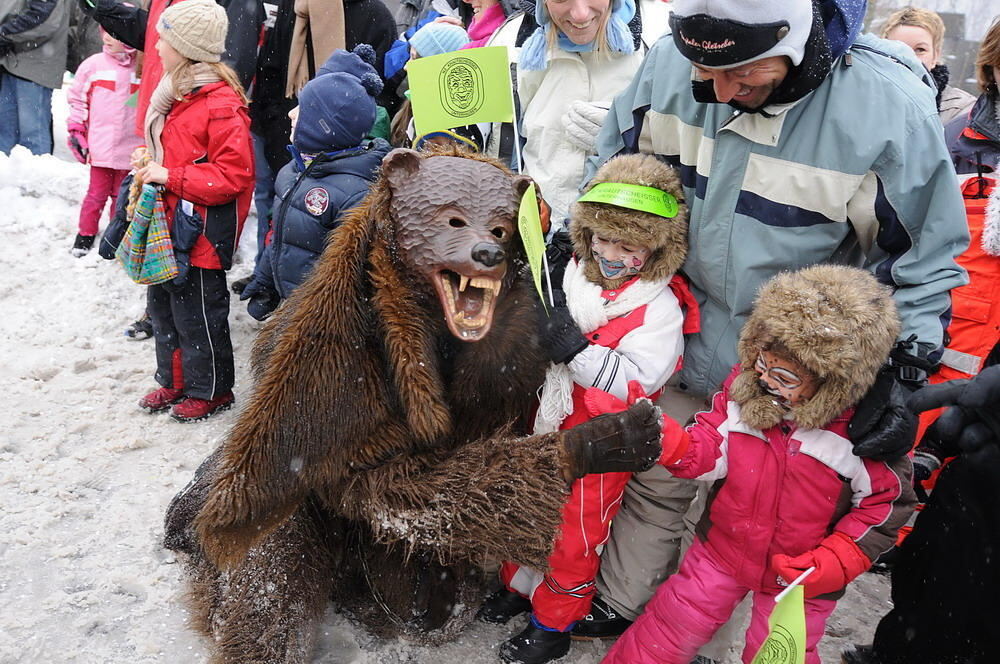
top-left (487, 0), bottom-right (668, 226)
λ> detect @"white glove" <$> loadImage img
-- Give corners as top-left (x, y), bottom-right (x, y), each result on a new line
top-left (561, 100), bottom-right (611, 153)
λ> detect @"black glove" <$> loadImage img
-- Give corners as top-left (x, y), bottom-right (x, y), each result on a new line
top-left (545, 228), bottom-right (574, 290)
top-left (849, 367), bottom-right (919, 461)
top-left (562, 399), bottom-right (662, 480)
top-left (908, 365), bottom-right (1000, 455)
top-left (538, 289), bottom-right (588, 364)
top-left (240, 278), bottom-right (280, 321)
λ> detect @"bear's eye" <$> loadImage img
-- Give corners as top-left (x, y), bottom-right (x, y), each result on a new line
top-left (449, 218), bottom-right (467, 228)
top-left (491, 227), bottom-right (507, 240)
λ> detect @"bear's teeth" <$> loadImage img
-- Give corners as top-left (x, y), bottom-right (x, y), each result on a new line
top-left (458, 275), bottom-right (470, 292)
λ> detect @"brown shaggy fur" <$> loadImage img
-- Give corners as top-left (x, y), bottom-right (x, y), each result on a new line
top-left (728, 265), bottom-right (901, 430)
top-left (569, 153), bottom-right (689, 289)
top-left (165, 147), bottom-right (575, 663)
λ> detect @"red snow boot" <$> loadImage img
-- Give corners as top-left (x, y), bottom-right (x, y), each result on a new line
top-left (170, 392), bottom-right (234, 422)
top-left (139, 387), bottom-right (185, 413)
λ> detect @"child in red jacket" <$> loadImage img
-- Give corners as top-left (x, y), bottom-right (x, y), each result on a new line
top-left (132, 0), bottom-right (254, 422)
top-left (603, 266), bottom-right (917, 664)
top-left (478, 154), bottom-right (696, 664)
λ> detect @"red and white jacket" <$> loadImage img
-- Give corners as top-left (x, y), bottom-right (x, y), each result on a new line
top-left (66, 47), bottom-right (143, 170)
top-left (661, 367), bottom-right (915, 596)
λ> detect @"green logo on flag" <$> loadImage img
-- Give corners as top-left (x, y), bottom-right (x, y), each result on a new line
top-left (751, 585), bottom-right (807, 664)
top-left (440, 58), bottom-right (485, 118)
top-left (577, 182), bottom-right (680, 218)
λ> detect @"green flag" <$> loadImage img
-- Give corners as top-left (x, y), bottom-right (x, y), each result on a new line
top-left (518, 183), bottom-right (546, 305)
top-left (407, 46), bottom-right (515, 136)
top-left (124, 92), bottom-right (138, 108)
top-left (750, 585), bottom-right (807, 664)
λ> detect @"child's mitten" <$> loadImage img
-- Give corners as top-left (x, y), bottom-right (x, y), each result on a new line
top-left (772, 532), bottom-right (871, 598)
top-left (67, 123), bottom-right (89, 163)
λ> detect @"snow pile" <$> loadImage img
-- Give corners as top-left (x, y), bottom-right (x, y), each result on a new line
top-left (0, 144), bottom-right (890, 663)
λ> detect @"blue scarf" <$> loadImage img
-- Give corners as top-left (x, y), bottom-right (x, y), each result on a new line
top-left (519, 0), bottom-right (635, 71)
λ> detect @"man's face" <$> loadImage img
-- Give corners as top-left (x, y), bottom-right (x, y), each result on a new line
top-left (692, 56), bottom-right (791, 111)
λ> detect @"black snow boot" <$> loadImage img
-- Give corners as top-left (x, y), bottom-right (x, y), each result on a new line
top-left (499, 621), bottom-right (570, 664)
top-left (478, 588), bottom-right (531, 624)
top-left (125, 312), bottom-right (154, 340)
top-left (569, 595), bottom-right (633, 640)
top-left (71, 233), bottom-right (95, 257)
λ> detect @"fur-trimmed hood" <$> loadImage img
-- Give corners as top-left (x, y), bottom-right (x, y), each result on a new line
top-left (729, 265), bottom-right (900, 430)
top-left (569, 154), bottom-right (688, 288)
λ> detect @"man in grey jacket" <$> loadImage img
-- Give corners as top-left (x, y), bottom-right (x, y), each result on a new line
top-left (569, 0), bottom-right (970, 659)
top-left (0, 0), bottom-right (68, 154)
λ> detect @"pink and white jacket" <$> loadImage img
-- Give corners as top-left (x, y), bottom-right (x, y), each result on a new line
top-left (660, 367), bottom-right (916, 596)
top-left (66, 47), bottom-right (142, 170)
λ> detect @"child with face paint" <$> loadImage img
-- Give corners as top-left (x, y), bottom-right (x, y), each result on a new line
top-left (479, 154), bottom-right (698, 664)
top-left (603, 265), bottom-right (918, 664)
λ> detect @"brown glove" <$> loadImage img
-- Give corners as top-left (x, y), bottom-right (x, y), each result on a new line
top-left (561, 399), bottom-right (663, 482)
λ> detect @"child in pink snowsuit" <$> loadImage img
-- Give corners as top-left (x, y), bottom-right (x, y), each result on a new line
top-left (603, 266), bottom-right (917, 664)
top-left (478, 154), bottom-right (698, 664)
top-left (66, 27), bottom-right (142, 256)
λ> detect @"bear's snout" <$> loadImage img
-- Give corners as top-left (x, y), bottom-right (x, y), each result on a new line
top-left (471, 242), bottom-right (506, 268)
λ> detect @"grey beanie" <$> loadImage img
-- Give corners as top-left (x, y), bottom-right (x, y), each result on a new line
top-left (669, 0), bottom-right (812, 68)
top-left (157, 0), bottom-right (228, 64)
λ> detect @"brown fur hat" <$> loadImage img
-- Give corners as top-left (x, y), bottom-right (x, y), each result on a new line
top-left (569, 154), bottom-right (688, 288)
top-left (728, 265), bottom-right (900, 430)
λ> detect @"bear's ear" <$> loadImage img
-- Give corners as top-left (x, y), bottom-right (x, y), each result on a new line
top-left (382, 148), bottom-right (423, 190)
top-left (512, 175), bottom-right (534, 199)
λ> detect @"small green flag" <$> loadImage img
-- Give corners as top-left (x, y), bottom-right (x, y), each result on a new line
top-left (518, 183), bottom-right (546, 305)
top-left (408, 46), bottom-right (515, 136)
top-left (750, 585), bottom-right (807, 664)
top-left (124, 92), bottom-right (138, 108)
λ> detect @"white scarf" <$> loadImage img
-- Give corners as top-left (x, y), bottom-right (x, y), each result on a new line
top-left (144, 64), bottom-right (222, 164)
top-left (533, 258), bottom-right (669, 434)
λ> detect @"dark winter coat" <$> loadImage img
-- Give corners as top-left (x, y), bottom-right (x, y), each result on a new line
top-left (247, 138), bottom-right (391, 319)
top-left (868, 441), bottom-right (1000, 663)
top-left (946, 91), bottom-right (1000, 178)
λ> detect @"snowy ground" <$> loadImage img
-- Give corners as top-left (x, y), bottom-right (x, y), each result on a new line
top-left (0, 91), bottom-right (892, 664)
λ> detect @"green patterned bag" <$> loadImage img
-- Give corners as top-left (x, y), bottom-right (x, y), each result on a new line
top-left (116, 183), bottom-right (179, 285)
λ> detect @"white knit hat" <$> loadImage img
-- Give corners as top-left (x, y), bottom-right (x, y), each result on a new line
top-left (157, 0), bottom-right (228, 63)
top-left (669, 0), bottom-right (812, 68)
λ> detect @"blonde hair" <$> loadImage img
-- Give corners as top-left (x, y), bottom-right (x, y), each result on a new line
top-left (977, 17), bottom-right (1000, 92)
top-left (170, 59), bottom-right (249, 105)
top-left (880, 6), bottom-right (945, 64)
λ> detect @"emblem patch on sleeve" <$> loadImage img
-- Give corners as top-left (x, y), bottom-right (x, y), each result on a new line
top-left (304, 187), bottom-right (330, 216)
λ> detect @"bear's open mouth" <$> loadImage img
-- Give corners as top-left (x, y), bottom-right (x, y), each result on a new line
top-left (432, 270), bottom-right (503, 341)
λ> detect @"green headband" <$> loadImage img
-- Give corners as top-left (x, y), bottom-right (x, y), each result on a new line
top-left (577, 182), bottom-right (680, 218)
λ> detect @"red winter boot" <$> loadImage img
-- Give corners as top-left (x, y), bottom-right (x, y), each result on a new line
top-left (170, 392), bottom-right (234, 422)
top-left (139, 387), bottom-right (185, 413)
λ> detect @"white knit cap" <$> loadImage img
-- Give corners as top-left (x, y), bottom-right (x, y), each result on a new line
top-left (669, 0), bottom-right (812, 68)
top-left (157, 0), bottom-right (228, 63)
